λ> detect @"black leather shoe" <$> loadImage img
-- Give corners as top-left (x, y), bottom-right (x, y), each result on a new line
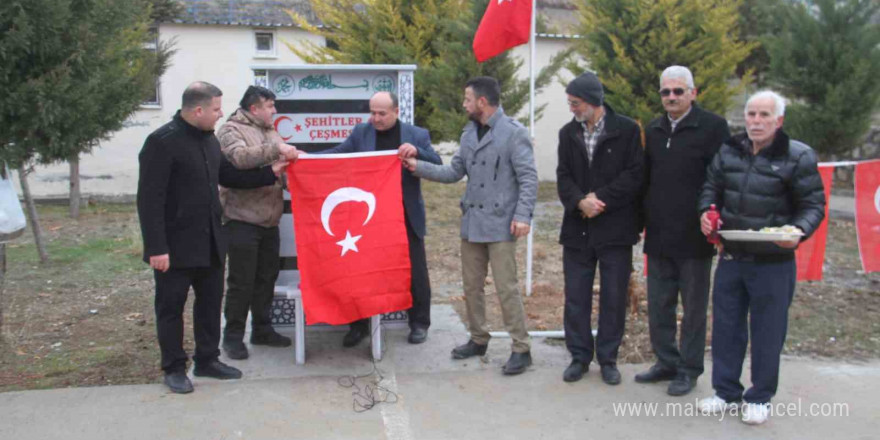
top-left (451, 340), bottom-right (488, 359)
top-left (408, 327), bottom-right (428, 344)
top-left (222, 339), bottom-right (249, 360)
top-left (164, 371), bottom-right (193, 394)
top-left (193, 360), bottom-right (242, 380)
top-left (634, 364), bottom-right (677, 383)
top-left (502, 351), bottom-right (532, 375)
top-left (601, 364), bottom-right (621, 385)
top-left (563, 360), bottom-right (589, 382)
top-left (251, 330), bottom-right (292, 347)
top-left (342, 325), bottom-right (369, 347)
top-left (667, 373), bottom-right (697, 396)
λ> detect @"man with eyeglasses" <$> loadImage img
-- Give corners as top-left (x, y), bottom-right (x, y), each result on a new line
top-left (636, 66), bottom-right (730, 396)
top-left (556, 72), bottom-right (644, 385)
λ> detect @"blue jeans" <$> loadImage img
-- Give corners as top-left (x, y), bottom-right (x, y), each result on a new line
top-left (711, 254), bottom-right (796, 404)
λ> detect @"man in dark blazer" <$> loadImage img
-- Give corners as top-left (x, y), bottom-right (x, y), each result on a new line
top-left (320, 91), bottom-right (442, 346)
top-left (556, 72), bottom-right (644, 385)
top-left (637, 66), bottom-right (731, 396)
top-left (137, 81), bottom-right (286, 394)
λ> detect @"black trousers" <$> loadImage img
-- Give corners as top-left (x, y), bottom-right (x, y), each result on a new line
top-left (407, 217), bottom-right (432, 330)
top-left (563, 245), bottom-right (632, 366)
top-left (351, 215), bottom-right (431, 331)
top-left (646, 254), bottom-right (712, 377)
top-left (154, 264), bottom-right (224, 373)
top-left (223, 221), bottom-right (280, 339)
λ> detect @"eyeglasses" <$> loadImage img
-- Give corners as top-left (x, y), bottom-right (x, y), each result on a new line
top-left (659, 88), bottom-right (688, 97)
top-left (567, 100), bottom-right (585, 107)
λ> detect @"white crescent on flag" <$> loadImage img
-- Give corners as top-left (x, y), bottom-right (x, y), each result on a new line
top-left (874, 186), bottom-right (880, 214)
top-left (320, 187), bottom-right (376, 256)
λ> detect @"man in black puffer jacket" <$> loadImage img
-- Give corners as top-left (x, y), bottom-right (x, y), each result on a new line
top-left (696, 90), bottom-right (825, 425)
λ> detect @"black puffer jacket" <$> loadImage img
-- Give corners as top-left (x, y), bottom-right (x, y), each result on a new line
top-left (698, 130), bottom-right (826, 258)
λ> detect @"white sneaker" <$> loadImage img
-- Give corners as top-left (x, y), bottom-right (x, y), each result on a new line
top-left (698, 394), bottom-right (732, 415)
top-left (742, 402), bottom-right (770, 425)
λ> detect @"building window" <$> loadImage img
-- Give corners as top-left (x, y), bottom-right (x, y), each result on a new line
top-left (255, 30), bottom-right (277, 58)
top-left (142, 27), bottom-right (161, 107)
top-left (142, 80), bottom-right (161, 106)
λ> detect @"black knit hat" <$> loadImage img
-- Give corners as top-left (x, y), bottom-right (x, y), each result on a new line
top-left (566, 72), bottom-right (604, 107)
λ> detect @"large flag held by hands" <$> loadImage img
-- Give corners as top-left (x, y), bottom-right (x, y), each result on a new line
top-left (473, 0), bottom-right (532, 62)
top-left (287, 151), bottom-right (412, 325)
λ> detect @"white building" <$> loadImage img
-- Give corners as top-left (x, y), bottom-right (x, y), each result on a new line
top-left (18, 0), bottom-right (579, 197)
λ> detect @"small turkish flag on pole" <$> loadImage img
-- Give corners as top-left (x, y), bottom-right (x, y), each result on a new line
top-left (287, 151), bottom-right (412, 325)
top-left (473, 0), bottom-right (532, 62)
top-left (855, 159), bottom-right (880, 273)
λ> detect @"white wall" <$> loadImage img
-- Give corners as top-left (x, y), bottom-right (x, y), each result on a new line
top-left (17, 24), bottom-right (323, 197)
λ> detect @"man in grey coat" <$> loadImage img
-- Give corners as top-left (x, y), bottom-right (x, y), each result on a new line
top-left (402, 76), bottom-right (538, 375)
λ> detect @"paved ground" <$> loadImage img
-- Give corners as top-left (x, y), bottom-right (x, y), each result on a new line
top-left (0, 305), bottom-right (876, 440)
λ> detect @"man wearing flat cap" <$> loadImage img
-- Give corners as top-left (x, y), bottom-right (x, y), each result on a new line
top-left (556, 72), bottom-right (644, 385)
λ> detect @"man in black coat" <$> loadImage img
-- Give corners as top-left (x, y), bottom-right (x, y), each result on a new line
top-left (556, 72), bottom-right (644, 385)
top-left (696, 90), bottom-right (825, 425)
top-left (636, 66), bottom-right (730, 396)
top-left (137, 81), bottom-right (285, 394)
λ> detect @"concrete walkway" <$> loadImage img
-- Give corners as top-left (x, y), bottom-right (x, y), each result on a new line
top-left (0, 305), bottom-right (876, 440)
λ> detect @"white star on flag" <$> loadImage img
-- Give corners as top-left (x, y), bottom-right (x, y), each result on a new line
top-left (336, 230), bottom-right (361, 256)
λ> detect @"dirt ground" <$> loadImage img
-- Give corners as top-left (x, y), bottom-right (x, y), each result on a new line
top-left (0, 182), bottom-right (878, 392)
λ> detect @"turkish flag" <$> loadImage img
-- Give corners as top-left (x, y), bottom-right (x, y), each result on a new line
top-left (287, 151), bottom-right (412, 325)
top-left (855, 159), bottom-right (880, 273)
top-left (795, 165), bottom-right (834, 281)
top-left (473, 0), bottom-right (532, 62)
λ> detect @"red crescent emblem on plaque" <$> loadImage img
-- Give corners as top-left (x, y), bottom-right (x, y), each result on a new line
top-left (274, 116), bottom-right (294, 141)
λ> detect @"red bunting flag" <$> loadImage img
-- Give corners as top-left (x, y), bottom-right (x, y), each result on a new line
top-left (473, 0), bottom-right (532, 62)
top-left (795, 165), bottom-right (834, 281)
top-left (287, 151), bottom-right (412, 325)
top-left (855, 159), bottom-right (880, 273)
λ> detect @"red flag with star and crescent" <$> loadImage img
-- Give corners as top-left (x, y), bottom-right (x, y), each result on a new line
top-left (855, 159), bottom-right (880, 273)
top-left (287, 151), bottom-right (412, 325)
top-left (795, 165), bottom-right (833, 281)
top-left (473, 0), bottom-right (532, 62)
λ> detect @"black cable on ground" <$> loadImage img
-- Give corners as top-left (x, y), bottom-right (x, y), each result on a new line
top-left (336, 322), bottom-right (399, 413)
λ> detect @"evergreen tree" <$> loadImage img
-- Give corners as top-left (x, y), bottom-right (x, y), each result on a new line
top-left (766, 0), bottom-right (880, 158)
top-left (0, 0), bottom-right (79, 168)
top-left (567, 0), bottom-right (755, 125)
top-left (285, 0), bottom-right (568, 142)
top-left (736, 0), bottom-right (785, 85)
top-left (0, 0), bottom-right (168, 257)
top-left (58, 0), bottom-right (173, 218)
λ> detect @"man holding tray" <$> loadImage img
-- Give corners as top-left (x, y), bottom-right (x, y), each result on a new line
top-left (696, 90), bottom-right (825, 425)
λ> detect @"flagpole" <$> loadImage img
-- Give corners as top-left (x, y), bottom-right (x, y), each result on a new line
top-left (525, 0), bottom-right (536, 297)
